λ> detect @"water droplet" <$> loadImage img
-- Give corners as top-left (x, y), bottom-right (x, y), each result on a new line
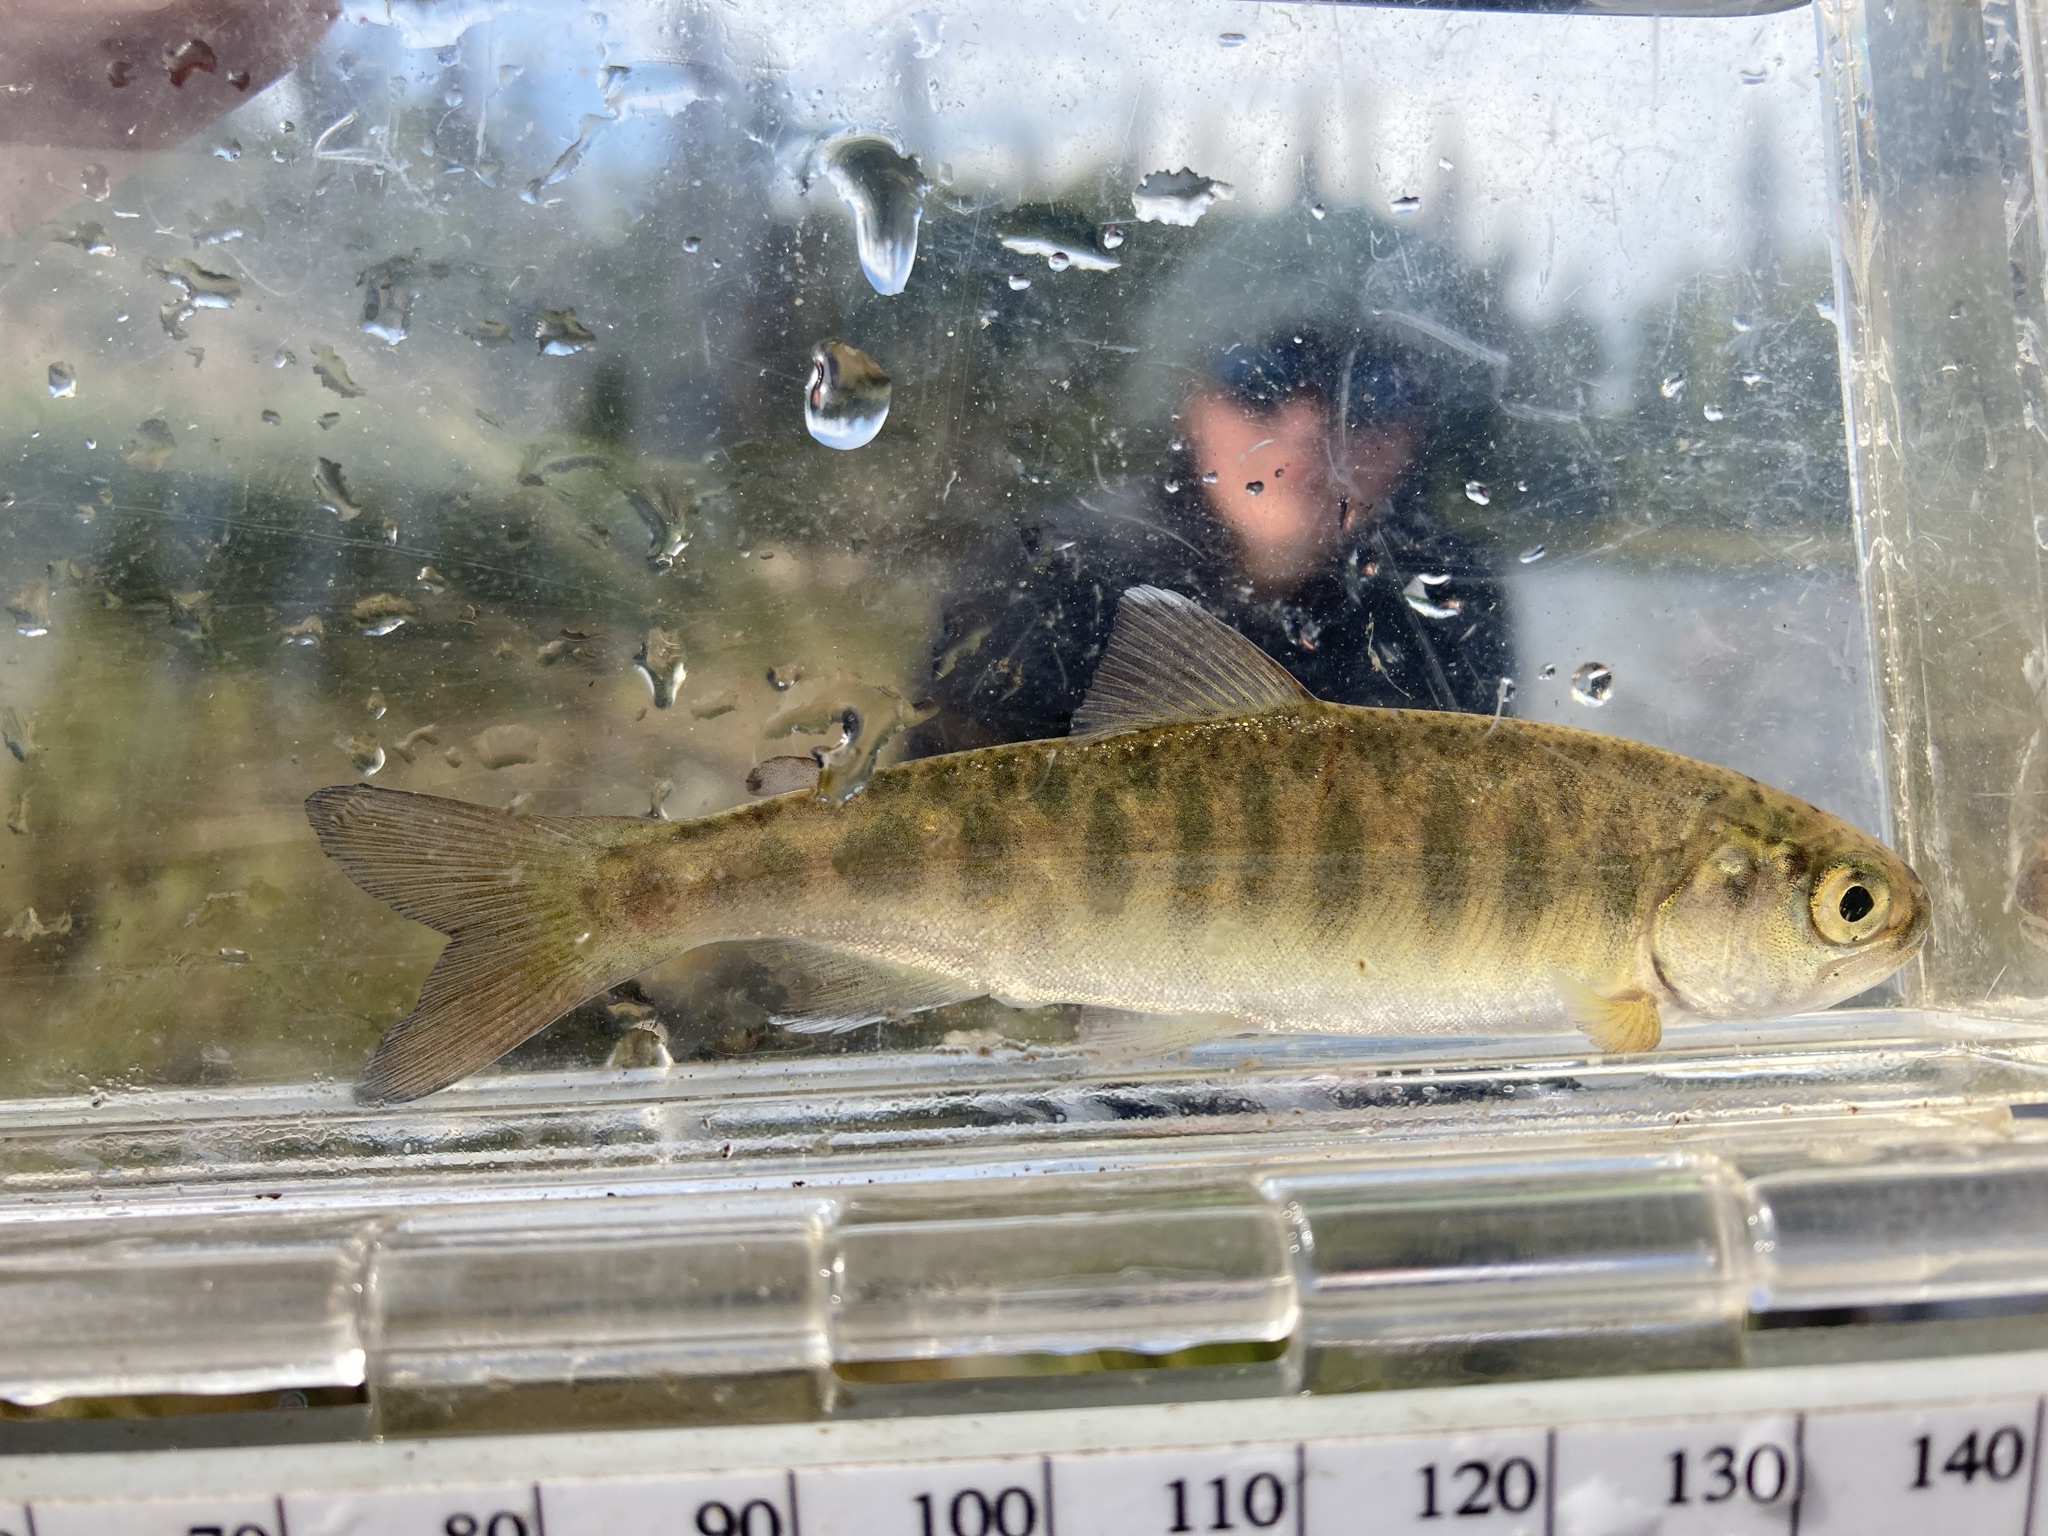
top-left (1309, 202), bottom-right (1327, 221)
top-left (1570, 662), bottom-right (1614, 706)
top-left (1495, 677), bottom-right (1517, 711)
top-left (416, 564), bottom-right (447, 592)
top-left (472, 724), bottom-right (541, 770)
top-left (1007, 273), bottom-right (1031, 291)
top-left (1739, 369), bottom-right (1765, 389)
top-left (351, 593), bottom-right (414, 636)
top-left (535, 308), bottom-right (595, 356)
top-left (1402, 573), bottom-right (1462, 620)
top-left (310, 343), bottom-right (364, 396)
top-left (2, 709), bottom-right (37, 762)
top-left (335, 732), bottom-right (385, 776)
top-left (278, 614), bottom-right (323, 646)
top-left (1201, 470), bottom-right (1219, 485)
top-left (822, 135), bottom-right (927, 297)
top-left (626, 483), bottom-right (690, 570)
top-left (271, 346), bottom-right (295, 368)
top-left (80, 163), bottom-right (109, 201)
top-left (1099, 224), bottom-right (1126, 250)
top-left (213, 139), bottom-right (242, 161)
top-left (999, 233), bottom-right (1119, 272)
top-left (682, 235), bottom-right (701, 254)
top-left (1739, 66), bottom-right (1767, 84)
top-left (691, 689), bottom-right (737, 719)
top-left (1218, 30), bottom-right (1246, 46)
top-left (1463, 480), bottom-right (1490, 506)
top-left (163, 37), bottom-right (218, 87)
top-left (1538, 662), bottom-right (1557, 680)
top-left (52, 222), bottom-right (114, 257)
top-left (521, 114), bottom-right (607, 204)
top-left (358, 255), bottom-right (417, 345)
top-left (2037, 514), bottom-right (2048, 552)
top-left (767, 663), bottom-right (804, 692)
top-left (318, 412), bottom-right (341, 430)
top-left (366, 689), bottom-right (387, 720)
top-left (219, 947), bottom-right (249, 964)
top-left (1244, 480), bottom-right (1264, 496)
top-left (108, 60), bottom-right (134, 88)
top-left (1731, 314), bottom-right (1754, 333)
top-left (804, 339), bottom-right (891, 451)
top-left (1519, 544), bottom-right (1546, 564)
top-left (123, 417), bottom-right (176, 469)
top-left (8, 579), bottom-right (52, 637)
top-left (261, 408), bottom-right (281, 426)
top-left (634, 625), bottom-right (688, 708)
top-left (1659, 372), bottom-right (1686, 400)
top-left (1391, 194), bottom-right (1421, 216)
top-left (313, 457), bottom-right (363, 521)
top-left (1815, 296), bottom-right (1838, 323)
top-left (1702, 403), bottom-right (1725, 423)
top-left (1132, 167), bottom-right (1234, 227)
top-left (1163, 479), bottom-right (1180, 494)
top-left (46, 363), bottom-right (75, 399)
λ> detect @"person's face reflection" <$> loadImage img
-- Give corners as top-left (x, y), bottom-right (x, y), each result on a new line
top-left (1187, 388), bottom-right (1421, 597)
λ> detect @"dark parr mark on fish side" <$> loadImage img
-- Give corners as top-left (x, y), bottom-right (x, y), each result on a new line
top-left (1084, 788), bottom-right (1136, 916)
top-left (1351, 719), bottom-right (1403, 796)
top-left (1495, 798), bottom-right (1551, 947)
top-left (958, 798), bottom-right (1012, 902)
top-left (1311, 791), bottom-right (1365, 935)
top-left (1171, 770), bottom-right (1214, 915)
top-left (832, 812), bottom-right (923, 893)
top-left (1418, 783), bottom-right (1472, 939)
top-left (1238, 767), bottom-right (1280, 905)
top-left (752, 834), bottom-right (805, 880)
top-left (1030, 750), bottom-right (1072, 821)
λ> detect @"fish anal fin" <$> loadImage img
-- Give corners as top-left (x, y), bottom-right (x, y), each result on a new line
top-left (1071, 586), bottom-right (1312, 739)
top-left (1555, 973), bottom-right (1662, 1054)
top-left (766, 940), bottom-right (980, 1034)
top-left (1074, 1006), bottom-right (1250, 1061)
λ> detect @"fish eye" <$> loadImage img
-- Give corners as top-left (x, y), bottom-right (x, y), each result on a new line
top-left (1811, 864), bottom-right (1890, 944)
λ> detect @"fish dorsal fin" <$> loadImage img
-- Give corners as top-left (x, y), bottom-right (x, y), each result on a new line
top-left (1071, 586), bottom-right (1312, 738)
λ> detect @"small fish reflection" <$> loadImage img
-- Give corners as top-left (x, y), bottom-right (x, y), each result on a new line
top-left (805, 340), bottom-right (891, 451)
top-left (822, 135), bottom-right (927, 297)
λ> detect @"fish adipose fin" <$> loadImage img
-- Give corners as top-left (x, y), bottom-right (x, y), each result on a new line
top-left (1555, 973), bottom-right (1663, 1054)
top-left (307, 785), bottom-right (667, 1104)
top-left (1071, 585), bottom-right (1312, 738)
top-left (765, 940), bottom-right (981, 1034)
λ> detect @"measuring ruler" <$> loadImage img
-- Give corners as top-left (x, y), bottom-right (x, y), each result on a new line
top-left (3, 1350), bottom-right (2045, 1536)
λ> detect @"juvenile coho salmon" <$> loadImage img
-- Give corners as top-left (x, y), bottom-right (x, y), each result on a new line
top-left (309, 587), bottom-right (1928, 1102)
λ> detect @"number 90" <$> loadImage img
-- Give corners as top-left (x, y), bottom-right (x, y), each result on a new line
top-left (696, 1500), bottom-right (784, 1536)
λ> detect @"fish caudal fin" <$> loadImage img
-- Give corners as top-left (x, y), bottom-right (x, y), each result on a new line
top-left (1555, 973), bottom-right (1663, 1054)
top-left (307, 785), bottom-right (660, 1104)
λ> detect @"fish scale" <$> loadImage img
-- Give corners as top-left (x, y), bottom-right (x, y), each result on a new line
top-left (307, 587), bottom-right (1927, 1102)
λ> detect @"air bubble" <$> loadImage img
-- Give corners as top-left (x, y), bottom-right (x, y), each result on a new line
top-left (46, 363), bottom-right (75, 399)
top-left (367, 689), bottom-right (387, 720)
top-left (1571, 662), bottom-right (1614, 706)
top-left (1659, 372), bottom-right (1686, 400)
top-left (536, 309), bottom-right (595, 356)
top-left (1463, 480), bottom-right (1490, 506)
top-left (1007, 273), bottom-right (1031, 291)
top-left (1391, 194), bottom-right (1420, 216)
top-left (1099, 225), bottom-right (1125, 250)
top-left (336, 733), bottom-right (385, 776)
top-left (1519, 544), bottom-right (1546, 564)
top-left (1702, 403), bottom-right (1725, 422)
top-left (1244, 480), bottom-right (1264, 497)
top-left (1218, 30), bottom-right (1246, 46)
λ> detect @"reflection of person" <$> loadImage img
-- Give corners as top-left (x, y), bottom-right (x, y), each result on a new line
top-left (912, 212), bottom-right (1516, 753)
top-left (0, 0), bottom-right (336, 239)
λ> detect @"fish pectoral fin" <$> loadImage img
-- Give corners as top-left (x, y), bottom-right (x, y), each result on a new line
top-left (1555, 973), bottom-right (1663, 1053)
top-left (1070, 586), bottom-right (1312, 739)
top-left (765, 941), bottom-right (981, 1035)
top-left (1074, 1006), bottom-right (1253, 1061)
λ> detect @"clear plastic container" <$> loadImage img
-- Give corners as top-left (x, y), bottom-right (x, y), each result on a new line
top-left (1, 0), bottom-right (2047, 1449)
